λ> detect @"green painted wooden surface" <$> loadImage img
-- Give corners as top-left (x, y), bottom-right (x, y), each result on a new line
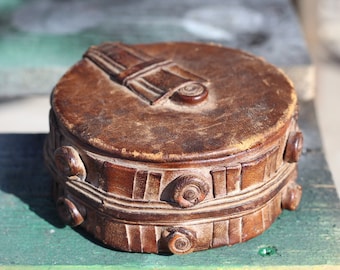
top-left (0, 101), bottom-right (339, 269)
top-left (0, 0), bottom-right (309, 67)
top-left (0, 0), bottom-right (311, 98)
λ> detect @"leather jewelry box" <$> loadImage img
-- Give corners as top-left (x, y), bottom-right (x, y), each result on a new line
top-left (44, 42), bottom-right (303, 254)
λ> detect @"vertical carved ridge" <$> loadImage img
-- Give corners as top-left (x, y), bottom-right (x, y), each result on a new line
top-left (211, 168), bottom-right (227, 198)
top-left (126, 224), bottom-right (142, 252)
top-left (212, 220), bottom-right (229, 248)
top-left (261, 206), bottom-right (266, 231)
top-left (143, 172), bottom-right (162, 201)
top-left (228, 217), bottom-right (242, 245)
top-left (241, 154), bottom-right (267, 190)
top-left (133, 170), bottom-right (148, 200)
top-left (226, 164), bottom-right (242, 193)
top-left (103, 162), bottom-right (136, 197)
top-left (271, 148), bottom-right (279, 175)
top-left (125, 224), bottom-right (132, 252)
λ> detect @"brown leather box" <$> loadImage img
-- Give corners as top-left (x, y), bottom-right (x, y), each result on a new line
top-left (44, 42), bottom-right (303, 254)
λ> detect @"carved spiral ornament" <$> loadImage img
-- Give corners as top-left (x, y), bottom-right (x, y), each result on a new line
top-left (284, 131), bottom-right (303, 163)
top-left (56, 197), bottom-right (85, 227)
top-left (282, 181), bottom-right (302, 210)
top-left (176, 83), bottom-right (208, 104)
top-left (166, 228), bottom-right (197, 255)
top-left (54, 146), bottom-right (86, 181)
top-left (173, 175), bottom-right (209, 208)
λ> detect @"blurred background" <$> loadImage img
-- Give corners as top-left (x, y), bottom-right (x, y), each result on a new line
top-left (297, 0), bottom-right (340, 196)
top-left (0, 0), bottom-right (339, 195)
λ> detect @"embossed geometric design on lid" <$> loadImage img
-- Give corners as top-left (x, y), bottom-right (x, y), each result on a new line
top-left (84, 43), bottom-right (208, 105)
top-left (52, 42), bottom-right (296, 163)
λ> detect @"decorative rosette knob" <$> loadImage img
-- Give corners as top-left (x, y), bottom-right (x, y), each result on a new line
top-left (172, 175), bottom-right (209, 208)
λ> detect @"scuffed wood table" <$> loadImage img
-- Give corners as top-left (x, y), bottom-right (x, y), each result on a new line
top-left (0, 101), bottom-right (339, 269)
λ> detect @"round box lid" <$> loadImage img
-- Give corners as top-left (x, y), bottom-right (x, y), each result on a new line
top-left (52, 42), bottom-right (296, 162)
